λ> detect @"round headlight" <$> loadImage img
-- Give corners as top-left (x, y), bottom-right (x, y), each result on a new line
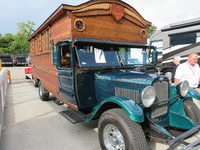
top-left (179, 80), bottom-right (189, 97)
top-left (141, 86), bottom-right (156, 108)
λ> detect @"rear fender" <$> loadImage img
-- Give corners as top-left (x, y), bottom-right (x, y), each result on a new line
top-left (85, 96), bottom-right (144, 123)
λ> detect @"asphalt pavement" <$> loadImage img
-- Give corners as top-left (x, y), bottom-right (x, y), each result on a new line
top-left (0, 66), bottom-right (200, 150)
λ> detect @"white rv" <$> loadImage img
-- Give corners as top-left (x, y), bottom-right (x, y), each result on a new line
top-left (149, 18), bottom-right (200, 80)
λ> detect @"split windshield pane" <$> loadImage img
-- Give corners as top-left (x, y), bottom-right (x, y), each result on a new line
top-left (76, 45), bottom-right (121, 68)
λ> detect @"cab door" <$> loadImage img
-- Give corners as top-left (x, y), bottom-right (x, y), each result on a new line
top-left (57, 43), bottom-right (77, 106)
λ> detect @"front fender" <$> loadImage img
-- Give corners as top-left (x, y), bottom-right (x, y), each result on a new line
top-left (86, 96), bottom-right (144, 123)
top-left (186, 87), bottom-right (200, 100)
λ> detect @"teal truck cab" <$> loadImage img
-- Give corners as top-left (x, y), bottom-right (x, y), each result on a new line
top-left (52, 38), bottom-right (200, 150)
top-left (29, 1), bottom-right (200, 149)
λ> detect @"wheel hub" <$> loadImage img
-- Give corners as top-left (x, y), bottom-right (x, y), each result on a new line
top-left (103, 124), bottom-right (125, 150)
top-left (39, 85), bottom-right (42, 96)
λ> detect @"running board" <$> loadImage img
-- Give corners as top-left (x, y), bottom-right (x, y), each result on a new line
top-left (59, 108), bottom-right (92, 124)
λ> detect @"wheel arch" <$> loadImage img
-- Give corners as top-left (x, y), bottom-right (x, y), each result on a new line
top-left (86, 96), bottom-right (144, 123)
top-left (162, 67), bottom-right (174, 73)
top-left (186, 88), bottom-right (200, 100)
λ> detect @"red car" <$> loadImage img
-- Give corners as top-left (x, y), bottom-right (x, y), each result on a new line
top-left (25, 65), bottom-right (32, 79)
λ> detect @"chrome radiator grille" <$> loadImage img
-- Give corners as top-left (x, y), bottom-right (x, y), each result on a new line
top-left (151, 80), bottom-right (169, 118)
top-left (115, 87), bottom-right (140, 104)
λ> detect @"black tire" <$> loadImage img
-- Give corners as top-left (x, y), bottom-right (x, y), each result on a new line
top-left (169, 98), bottom-right (200, 137)
top-left (38, 81), bottom-right (49, 101)
top-left (183, 98), bottom-right (200, 123)
top-left (98, 108), bottom-right (147, 150)
top-left (33, 79), bottom-right (39, 87)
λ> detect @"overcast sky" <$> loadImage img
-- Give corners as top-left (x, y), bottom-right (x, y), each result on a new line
top-left (0, 0), bottom-right (200, 35)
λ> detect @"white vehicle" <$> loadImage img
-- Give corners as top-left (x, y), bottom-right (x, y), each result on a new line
top-left (149, 18), bottom-right (200, 80)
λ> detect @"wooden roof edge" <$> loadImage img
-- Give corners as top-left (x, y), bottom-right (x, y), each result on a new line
top-left (28, 0), bottom-right (151, 41)
top-left (62, 0), bottom-right (151, 26)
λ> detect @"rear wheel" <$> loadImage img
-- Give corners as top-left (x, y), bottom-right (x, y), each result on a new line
top-left (33, 79), bottom-right (39, 87)
top-left (98, 108), bottom-right (147, 150)
top-left (38, 81), bottom-right (49, 101)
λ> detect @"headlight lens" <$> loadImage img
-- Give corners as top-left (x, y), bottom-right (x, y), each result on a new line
top-left (141, 86), bottom-right (156, 108)
top-left (177, 80), bottom-right (189, 97)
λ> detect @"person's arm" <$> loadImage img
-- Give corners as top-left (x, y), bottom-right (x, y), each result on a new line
top-left (174, 64), bottom-right (182, 85)
top-left (174, 78), bottom-right (180, 84)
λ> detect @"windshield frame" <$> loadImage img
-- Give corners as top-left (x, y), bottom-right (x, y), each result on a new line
top-left (75, 45), bottom-right (151, 69)
top-left (74, 38), bottom-right (151, 69)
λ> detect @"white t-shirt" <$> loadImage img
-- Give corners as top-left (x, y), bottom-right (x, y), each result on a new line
top-left (174, 61), bottom-right (200, 88)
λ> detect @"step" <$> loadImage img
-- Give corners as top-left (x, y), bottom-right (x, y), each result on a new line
top-left (59, 108), bottom-right (92, 124)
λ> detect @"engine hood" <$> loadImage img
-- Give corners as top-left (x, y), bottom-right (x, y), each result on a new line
top-left (94, 70), bottom-right (159, 104)
top-left (95, 70), bottom-right (157, 85)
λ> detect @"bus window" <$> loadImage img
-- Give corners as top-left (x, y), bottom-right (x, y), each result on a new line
top-left (61, 45), bottom-right (71, 68)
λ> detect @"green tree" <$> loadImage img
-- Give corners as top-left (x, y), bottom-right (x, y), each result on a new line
top-left (10, 21), bottom-right (35, 55)
top-left (17, 21), bottom-right (35, 35)
top-left (147, 25), bottom-right (157, 39)
top-left (0, 21), bottom-right (35, 56)
top-left (0, 33), bottom-right (15, 55)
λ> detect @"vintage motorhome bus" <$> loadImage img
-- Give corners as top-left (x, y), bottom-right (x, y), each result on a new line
top-left (149, 18), bottom-right (200, 79)
top-left (29, 1), bottom-right (200, 149)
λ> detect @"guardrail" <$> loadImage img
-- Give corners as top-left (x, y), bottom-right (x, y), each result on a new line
top-left (0, 68), bottom-right (8, 140)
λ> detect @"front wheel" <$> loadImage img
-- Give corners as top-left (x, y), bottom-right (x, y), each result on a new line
top-left (183, 98), bottom-right (200, 123)
top-left (39, 81), bottom-right (49, 101)
top-left (98, 108), bottom-right (147, 150)
top-left (170, 98), bottom-right (200, 137)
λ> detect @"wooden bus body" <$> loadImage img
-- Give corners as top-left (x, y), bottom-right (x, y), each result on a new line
top-left (28, 0), bottom-right (151, 110)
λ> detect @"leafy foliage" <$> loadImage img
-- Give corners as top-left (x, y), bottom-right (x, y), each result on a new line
top-left (0, 21), bottom-right (35, 56)
top-left (147, 25), bottom-right (157, 39)
top-left (0, 33), bottom-right (15, 55)
top-left (17, 21), bottom-right (35, 35)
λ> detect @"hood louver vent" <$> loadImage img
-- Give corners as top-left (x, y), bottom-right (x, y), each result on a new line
top-left (115, 87), bottom-right (140, 103)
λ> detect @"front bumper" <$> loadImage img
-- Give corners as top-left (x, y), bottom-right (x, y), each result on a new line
top-left (168, 125), bottom-right (200, 150)
top-left (1, 62), bottom-right (13, 65)
top-left (16, 62), bottom-right (26, 65)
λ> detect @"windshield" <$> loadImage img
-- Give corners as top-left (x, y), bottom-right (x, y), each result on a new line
top-left (119, 47), bottom-right (150, 65)
top-left (75, 45), bottom-right (150, 68)
top-left (76, 45), bottom-right (120, 68)
top-left (17, 57), bottom-right (26, 60)
top-left (0, 55), bottom-right (12, 61)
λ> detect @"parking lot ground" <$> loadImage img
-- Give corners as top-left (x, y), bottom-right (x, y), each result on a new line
top-left (1, 67), bottom-right (200, 150)
top-left (1, 80), bottom-right (101, 150)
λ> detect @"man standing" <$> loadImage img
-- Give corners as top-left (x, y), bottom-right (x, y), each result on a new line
top-left (174, 52), bottom-right (200, 88)
top-left (171, 56), bottom-right (181, 83)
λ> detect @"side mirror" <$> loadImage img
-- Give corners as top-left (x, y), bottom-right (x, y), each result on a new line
top-left (53, 49), bottom-right (61, 66)
top-left (152, 48), bottom-right (157, 64)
